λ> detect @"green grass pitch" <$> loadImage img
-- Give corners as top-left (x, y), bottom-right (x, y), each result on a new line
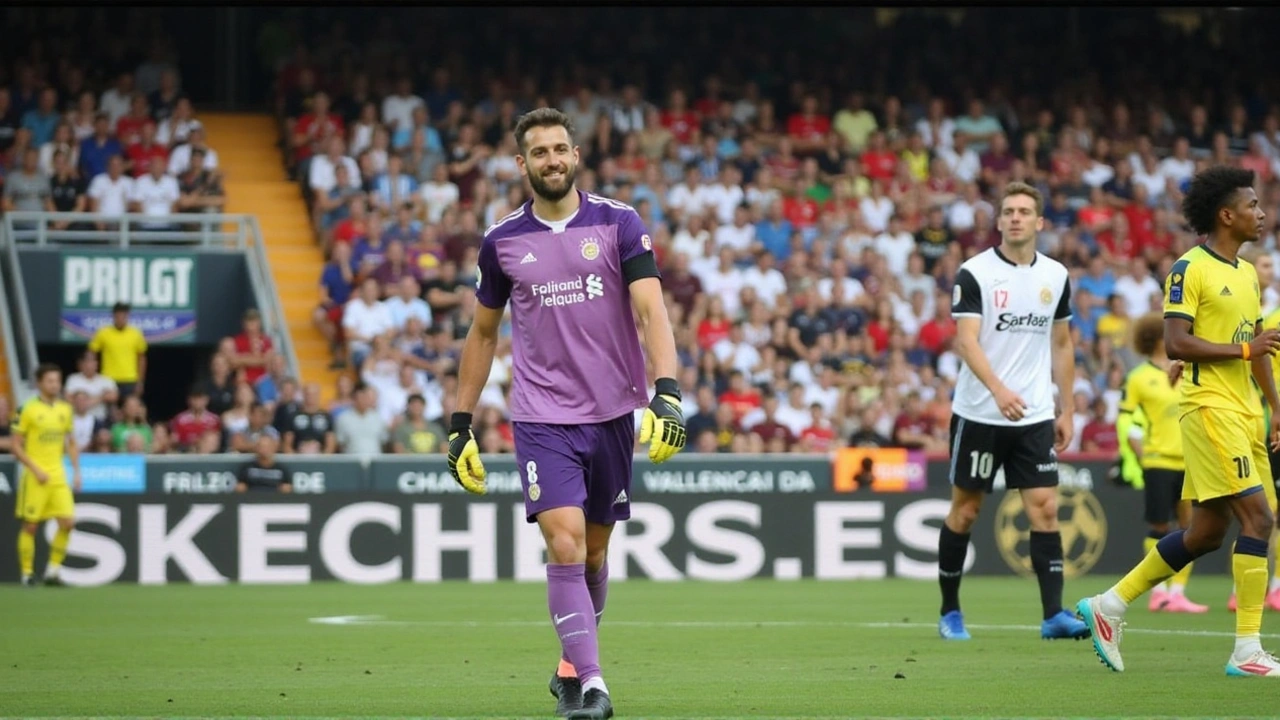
top-left (0, 575), bottom-right (1276, 719)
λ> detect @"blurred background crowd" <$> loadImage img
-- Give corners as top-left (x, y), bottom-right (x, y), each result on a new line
top-left (4, 7), bottom-right (1280, 458)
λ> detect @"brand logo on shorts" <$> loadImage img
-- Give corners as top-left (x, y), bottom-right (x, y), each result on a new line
top-left (528, 484), bottom-right (541, 501)
top-left (613, 490), bottom-right (628, 505)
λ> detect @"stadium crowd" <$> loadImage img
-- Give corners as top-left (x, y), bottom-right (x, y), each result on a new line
top-left (6, 8), bottom-right (1280, 459)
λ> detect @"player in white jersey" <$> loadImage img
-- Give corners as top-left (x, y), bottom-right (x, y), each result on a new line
top-left (937, 182), bottom-right (1090, 641)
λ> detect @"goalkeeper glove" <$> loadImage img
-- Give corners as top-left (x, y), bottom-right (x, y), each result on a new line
top-left (447, 412), bottom-right (487, 494)
top-left (640, 377), bottom-right (687, 463)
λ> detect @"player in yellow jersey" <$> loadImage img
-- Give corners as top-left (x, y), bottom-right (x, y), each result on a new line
top-left (1119, 313), bottom-right (1209, 613)
top-left (1078, 166), bottom-right (1280, 676)
top-left (11, 363), bottom-right (81, 587)
top-left (1225, 299), bottom-right (1280, 612)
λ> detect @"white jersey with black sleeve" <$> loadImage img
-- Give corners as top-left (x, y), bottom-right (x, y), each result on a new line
top-left (949, 247), bottom-right (1072, 426)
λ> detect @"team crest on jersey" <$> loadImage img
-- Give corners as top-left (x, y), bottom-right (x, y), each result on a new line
top-left (475, 266), bottom-right (483, 289)
top-left (952, 284), bottom-right (962, 307)
top-left (580, 238), bottom-right (600, 260)
top-left (1168, 260), bottom-right (1189, 304)
top-left (1039, 286), bottom-right (1053, 305)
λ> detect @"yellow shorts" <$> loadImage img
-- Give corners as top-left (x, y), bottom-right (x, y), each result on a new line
top-left (1180, 408), bottom-right (1278, 506)
top-left (15, 474), bottom-right (75, 523)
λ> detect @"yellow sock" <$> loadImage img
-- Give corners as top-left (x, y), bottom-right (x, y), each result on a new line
top-left (1169, 561), bottom-right (1194, 590)
top-left (1115, 546), bottom-right (1177, 604)
top-left (17, 530), bottom-right (34, 577)
top-left (1235, 552), bottom-right (1268, 638)
top-left (49, 527), bottom-right (71, 569)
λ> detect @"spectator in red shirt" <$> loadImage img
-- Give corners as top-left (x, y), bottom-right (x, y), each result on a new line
top-left (765, 136), bottom-right (802, 183)
top-left (232, 309), bottom-right (276, 386)
top-left (696, 296), bottom-right (732, 350)
top-left (1080, 397), bottom-right (1119, 453)
top-left (718, 370), bottom-right (762, 422)
top-left (782, 178), bottom-right (820, 229)
top-left (978, 132), bottom-right (1015, 187)
top-left (660, 88), bottom-right (700, 146)
top-left (125, 121), bottom-right (168, 178)
top-left (332, 194), bottom-right (370, 247)
top-left (293, 91), bottom-right (345, 164)
top-left (746, 395), bottom-right (794, 451)
top-left (1122, 184), bottom-right (1156, 253)
top-left (860, 131), bottom-right (898, 184)
top-left (798, 404), bottom-right (837, 452)
top-left (171, 387), bottom-right (222, 451)
top-left (1078, 187), bottom-right (1116, 255)
top-left (115, 93), bottom-right (153, 147)
top-left (786, 95), bottom-right (830, 155)
top-left (892, 391), bottom-right (946, 452)
top-left (917, 298), bottom-right (956, 356)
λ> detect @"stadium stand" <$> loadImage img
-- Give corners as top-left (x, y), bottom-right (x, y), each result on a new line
top-left (4, 7), bottom-right (1280, 459)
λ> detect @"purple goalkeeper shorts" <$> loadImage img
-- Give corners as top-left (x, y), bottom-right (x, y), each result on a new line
top-left (513, 413), bottom-right (636, 524)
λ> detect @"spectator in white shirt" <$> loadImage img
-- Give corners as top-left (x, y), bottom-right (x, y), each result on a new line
top-left (308, 135), bottom-right (361, 194)
top-left (87, 155), bottom-right (135, 224)
top-left (382, 276), bottom-right (432, 332)
top-left (130, 156), bottom-right (181, 228)
top-left (774, 383), bottom-right (814, 437)
top-left (697, 246), bottom-right (747, 319)
top-left (65, 350), bottom-right (119, 422)
top-left (671, 213), bottom-right (712, 264)
top-left (99, 72), bottom-right (134, 126)
top-left (938, 133), bottom-right (982, 184)
top-left (874, 215), bottom-right (916, 276)
top-left (381, 77), bottom-right (425, 134)
top-left (741, 251), bottom-right (788, 309)
top-left (156, 98), bottom-right (199, 147)
top-left (1112, 256), bottom-right (1164, 318)
top-left (1157, 137), bottom-right (1196, 187)
top-left (418, 163), bottom-right (460, 224)
top-left (713, 204), bottom-right (756, 258)
top-left (858, 182), bottom-right (895, 234)
top-left (666, 165), bottom-right (704, 222)
top-left (343, 277), bottom-right (396, 368)
top-left (712, 322), bottom-right (762, 376)
top-left (700, 165), bottom-right (746, 224)
top-left (816, 259), bottom-right (866, 305)
top-left (166, 126), bottom-right (219, 176)
top-left (335, 383), bottom-right (388, 455)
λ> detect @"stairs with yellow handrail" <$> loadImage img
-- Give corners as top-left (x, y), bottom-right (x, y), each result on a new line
top-left (198, 113), bottom-right (339, 400)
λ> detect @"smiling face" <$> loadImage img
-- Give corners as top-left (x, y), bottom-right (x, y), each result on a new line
top-left (516, 123), bottom-right (579, 203)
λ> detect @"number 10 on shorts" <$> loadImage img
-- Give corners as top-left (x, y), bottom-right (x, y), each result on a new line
top-left (1234, 456), bottom-right (1251, 479)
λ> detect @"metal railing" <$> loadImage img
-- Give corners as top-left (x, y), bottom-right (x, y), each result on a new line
top-left (0, 212), bottom-right (300, 386)
top-left (0, 245), bottom-right (30, 404)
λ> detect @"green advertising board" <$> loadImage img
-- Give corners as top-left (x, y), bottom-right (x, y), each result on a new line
top-left (59, 251), bottom-right (199, 344)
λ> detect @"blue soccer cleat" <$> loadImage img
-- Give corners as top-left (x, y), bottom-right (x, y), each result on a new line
top-left (1042, 609), bottom-right (1091, 640)
top-left (938, 610), bottom-right (970, 640)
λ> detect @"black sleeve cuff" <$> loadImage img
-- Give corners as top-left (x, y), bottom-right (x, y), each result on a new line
top-left (654, 377), bottom-right (681, 401)
top-left (623, 252), bottom-right (661, 283)
top-left (449, 412), bottom-right (473, 433)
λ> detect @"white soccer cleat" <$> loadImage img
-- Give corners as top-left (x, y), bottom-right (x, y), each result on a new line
top-left (1226, 649), bottom-right (1280, 677)
top-left (1075, 596), bottom-right (1125, 672)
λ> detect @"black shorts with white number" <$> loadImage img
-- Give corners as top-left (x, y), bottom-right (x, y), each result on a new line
top-left (948, 414), bottom-right (1058, 493)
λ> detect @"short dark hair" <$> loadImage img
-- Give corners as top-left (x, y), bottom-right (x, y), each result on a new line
top-left (1181, 166), bottom-right (1256, 236)
top-left (1131, 312), bottom-right (1165, 356)
top-left (35, 363), bottom-right (61, 382)
top-left (513, 108), bottom-right (575, 155)
top-left (112, 302), bottom-right (130, 314)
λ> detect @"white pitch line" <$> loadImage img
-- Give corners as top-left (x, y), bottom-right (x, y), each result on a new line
top-left (307, 615), bottom-right (1280, 639)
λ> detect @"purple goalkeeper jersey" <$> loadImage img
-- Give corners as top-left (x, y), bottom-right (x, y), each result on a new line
top-left (475, 190), bottom-right (656, 424)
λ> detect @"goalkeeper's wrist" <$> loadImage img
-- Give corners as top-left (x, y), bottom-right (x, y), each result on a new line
top-left (654, 377), bottom-right (681, 401)
top-left (449, 412), bottom-right (473, 434)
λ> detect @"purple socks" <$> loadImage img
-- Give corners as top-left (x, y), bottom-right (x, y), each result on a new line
top-left (548, 563), bottom-right (601, 682)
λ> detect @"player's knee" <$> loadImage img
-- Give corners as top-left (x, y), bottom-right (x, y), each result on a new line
top-left (585, 547), bottom-right (607, 573)
top-left (545, 533), bottom-right (586, 565)
top-left (948, 502), bottom-right (980, 532)
top-left (57, 518), bottom-right (74, 531)
top-left (21, 523), bottom-right (38, 536)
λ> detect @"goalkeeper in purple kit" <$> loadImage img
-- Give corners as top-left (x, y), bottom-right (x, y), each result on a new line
top-left (448, 108), bottom-right (686, 720)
